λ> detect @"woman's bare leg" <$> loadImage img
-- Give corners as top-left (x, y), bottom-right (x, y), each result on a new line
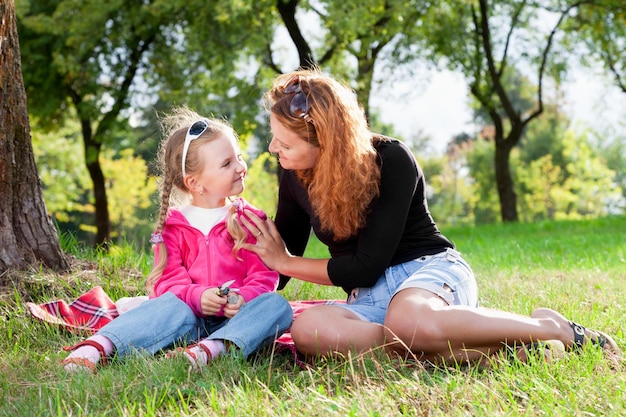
top-left (290, 305), bottom-right (386, 356)
top-left (290, 291), bottom-right (620, 366)
top-left (383, 288), bottom-right (574, 363)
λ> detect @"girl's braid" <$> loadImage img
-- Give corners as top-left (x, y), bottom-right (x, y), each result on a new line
top-left (155, 168), bottom-right (174, 234)
top-left (145, 145), bottom-right (177, 290)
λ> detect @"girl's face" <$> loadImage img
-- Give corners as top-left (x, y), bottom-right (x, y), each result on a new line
top-left (191, 134), bottom-right (247, 208)
top-left (268, 113), bottom-right (319, 170)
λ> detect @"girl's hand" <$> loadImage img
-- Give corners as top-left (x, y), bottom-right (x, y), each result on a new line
top-left (240, 209), bottom-right (291, 272)
top-left (200, 288), bottom-right (227, 316)
top-left (222, 293), bottom-right (245, 318)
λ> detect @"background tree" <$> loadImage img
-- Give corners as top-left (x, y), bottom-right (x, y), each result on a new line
top-left (18, 0), bottom-right (169, 247)
top-left (594, 126), bottom-right (626, 211)
top-left (430, 134), bottom-right (479, 226)
top-left (30, 118), bottom-right (93, 241)
top-left (572, 0), bottom-right (626, 92)
top-left (413, 0), bottom-right (587, 222)
top-left (271, 0), bottom-right (318, 70)
top-left (12, 0), bottom-right (625, 249)
top-left (0, 0), bottom-right (68, 272)
top-left (269, 1), bottom-right (432, 120)
top-left (316, 0), bottom-right (433, 119)
top-left (101, 149), bottom-right (158, 244)
top-left (18, 0), bottom-right (278, 247)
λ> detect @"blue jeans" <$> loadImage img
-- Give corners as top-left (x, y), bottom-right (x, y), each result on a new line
top-left (98, 292), bottom-right (293, 358)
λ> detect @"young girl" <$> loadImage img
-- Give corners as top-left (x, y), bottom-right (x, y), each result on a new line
top-left (62, 108), bottom-right (293, 372)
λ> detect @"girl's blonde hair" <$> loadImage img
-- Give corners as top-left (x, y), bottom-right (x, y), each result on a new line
top-left (145, 106), bottom-right (247, 291)
top-left (264, 69), bottom-right (381, 240)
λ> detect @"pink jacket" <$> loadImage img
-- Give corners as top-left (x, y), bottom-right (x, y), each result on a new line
top-left (151, 199), bottom-right (278, 317)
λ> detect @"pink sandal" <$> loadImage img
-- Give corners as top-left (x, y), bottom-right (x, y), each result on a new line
top-left (62, 340), bottom-right (107, 373)
top-left (166, 343), bottom-right (212, 369)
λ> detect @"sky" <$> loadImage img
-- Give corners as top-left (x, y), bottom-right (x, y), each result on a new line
top-left (370, 65), bottom-right (626, 155)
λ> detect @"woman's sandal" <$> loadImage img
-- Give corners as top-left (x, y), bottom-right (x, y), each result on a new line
top-left (61, 340), bottom-right (107, 374)
top-left (531, 308), bottom-right (622, 361)
top-left (567, 320), bottom-right (622, 356)
top-left (566, 320), bottom-right (623, 369)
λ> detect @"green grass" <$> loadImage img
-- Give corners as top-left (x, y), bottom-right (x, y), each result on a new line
top-left (1, 216), bottom-right (625, 416)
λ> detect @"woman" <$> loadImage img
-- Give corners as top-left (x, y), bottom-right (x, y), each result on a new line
top-left (241, 68), bottom-right (620, 365)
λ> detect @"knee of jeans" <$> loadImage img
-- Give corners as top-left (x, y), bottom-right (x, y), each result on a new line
top-left (245, 293), bottom-right (292, 322)
top-left (158, 293), bottom-right (197, 325)
top-left (265, 293), bottom-right (293, 329)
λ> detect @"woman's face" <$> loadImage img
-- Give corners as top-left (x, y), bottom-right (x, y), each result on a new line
top-left (268, 113), bottom-right (319, 170)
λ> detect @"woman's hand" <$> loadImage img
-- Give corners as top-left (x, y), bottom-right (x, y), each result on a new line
top-left (240, 209), bottom-right (291, 272)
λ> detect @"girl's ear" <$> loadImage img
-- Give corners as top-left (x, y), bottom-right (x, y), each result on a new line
top-left (184, 175), bottom-right (202, 193)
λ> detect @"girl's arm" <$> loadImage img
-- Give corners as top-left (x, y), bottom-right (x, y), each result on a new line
top-left (152, 226), bottom-right (213, 316)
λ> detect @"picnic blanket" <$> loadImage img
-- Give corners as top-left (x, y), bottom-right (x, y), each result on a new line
top-left (26, 286), bottom-right (342, 366)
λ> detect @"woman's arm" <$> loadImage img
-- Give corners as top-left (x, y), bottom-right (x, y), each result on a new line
top-left (240, 213), bottom-right (333, 285)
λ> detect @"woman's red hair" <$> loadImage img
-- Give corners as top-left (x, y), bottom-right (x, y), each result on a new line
top-left (264, 69), bottom-right (381, 240)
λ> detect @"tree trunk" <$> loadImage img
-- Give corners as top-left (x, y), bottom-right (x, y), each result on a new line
top-left (77, 115), bottom-right (111, 247)
top-left (87, 142), bottom-right (111, 247)
top-left (0, 0), bottom-right (69, 272)
top-left (494, 136), bottom-right (519, 222)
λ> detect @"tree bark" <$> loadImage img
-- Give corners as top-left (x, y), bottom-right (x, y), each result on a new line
top-left (494, 136), bottom-right (518, 222)
top-left (0, 0), bottom-right (69, 272)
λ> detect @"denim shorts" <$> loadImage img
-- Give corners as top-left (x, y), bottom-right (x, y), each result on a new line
top-left (334, 248), bottom-right (478, 324)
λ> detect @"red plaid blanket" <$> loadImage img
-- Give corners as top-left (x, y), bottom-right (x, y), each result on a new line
top-left (26, 286), bottom-right (342, 366)
top-left (26, 286), bottom-right (119, 332)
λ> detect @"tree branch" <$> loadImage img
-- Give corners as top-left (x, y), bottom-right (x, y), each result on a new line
top-left (275, 0), bottom-right (316, 69)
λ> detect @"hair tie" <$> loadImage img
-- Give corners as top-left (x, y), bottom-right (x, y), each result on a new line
top-left (150, 232), bottom-right (164, 244)
top-left (233, 198), bottom-right (244, 213)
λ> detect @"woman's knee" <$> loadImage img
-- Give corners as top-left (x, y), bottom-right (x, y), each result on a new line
top-left (384, 301), bottom-right (442, 347)
top-left (290, 309), bottom-right (316, 343)
top-left (290, 307), bottom-right (335, 351)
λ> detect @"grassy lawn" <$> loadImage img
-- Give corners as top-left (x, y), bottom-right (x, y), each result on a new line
top-left (1, 216), bottom-right (625, 416)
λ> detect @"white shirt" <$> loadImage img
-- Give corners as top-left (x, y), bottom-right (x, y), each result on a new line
top-left (180, 204), bottom-right (230, 236)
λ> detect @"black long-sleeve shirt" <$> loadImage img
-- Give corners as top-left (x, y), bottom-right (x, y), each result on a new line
top-left (275, 137), bottom-right (454, 294)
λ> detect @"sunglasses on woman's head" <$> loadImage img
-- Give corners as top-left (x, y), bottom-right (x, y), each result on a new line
top-left (181, 119), bottom-right (209, 177)
top-left (284, 76), bottom-right (313, 124)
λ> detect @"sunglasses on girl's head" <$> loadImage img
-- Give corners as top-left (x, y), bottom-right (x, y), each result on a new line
top-left (284, 76), bottom-right (313, 123)
top-left (181, 119), bottom-right (209, 177)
